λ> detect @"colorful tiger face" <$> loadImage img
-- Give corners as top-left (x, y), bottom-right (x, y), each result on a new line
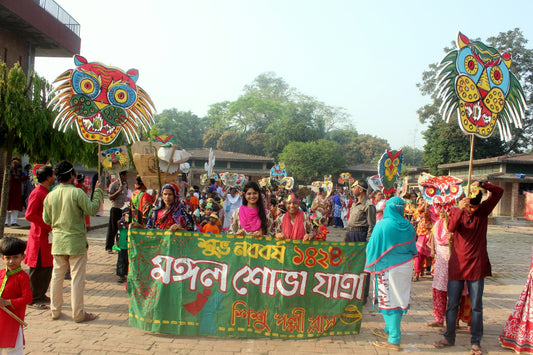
top-left (436, 32), bottom-right (526, 141)
top-left (420, 175), bottom-right (463, 212)
top-left (49, 55), bottom-right (155, 144)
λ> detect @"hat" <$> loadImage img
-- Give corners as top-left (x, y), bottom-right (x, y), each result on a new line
top-left (286, 193), bottom-right (300, 203)
top-left (351, 180), bottom-right (368, 190)
top-left (206, 203), bottom-right (214, 210)
top-left (209, 212), bottom-right (218, 220)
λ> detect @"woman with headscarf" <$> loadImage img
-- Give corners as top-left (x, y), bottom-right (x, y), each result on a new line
top-left (228, 181), bottom-right (272, 238)
top-left (310, 188), bottom-right (330, 220)
top-left (132, 183), bottom-right (193, 231)
top-left (274, 193), bottom-right (315, 241)
top-left (365, 196), bottom-right (418, 351)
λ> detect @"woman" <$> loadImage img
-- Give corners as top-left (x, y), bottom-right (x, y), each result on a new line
top-left (413, 198), bottom-right (434, 281)
top-left (274, 193), bottom-right (315, 240)
top-left (222, 187), bottom-right (242, 230)
top-left (427, 209), bottom-right (471, 329)
top-left (228, 181), bottom-right (272, 237)
top-left (374, 191), bottom-right (386, 222)
top-left (365, 197), bottom-right (417, 351)
top-left (310, 188), bottom-right (330, 219)
top-left (133, 183), bottom-right (193, 231)
top-left (500, 247), bottom-right (533, 353)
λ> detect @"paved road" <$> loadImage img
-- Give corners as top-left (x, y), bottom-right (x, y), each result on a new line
top-left (2, 217), bottom-right (532, 354)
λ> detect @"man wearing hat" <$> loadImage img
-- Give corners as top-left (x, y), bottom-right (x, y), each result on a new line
top-left (346, 180), bottom-right (376, 243)
top-left (346, 179), bottom-right (376, 305)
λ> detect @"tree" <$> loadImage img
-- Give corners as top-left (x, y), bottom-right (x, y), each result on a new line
top-left (216, 131), bottom-right (245, 153)
top-left (279, 140), bottom-right (344, 184)
top-left (344, 134), bottom-right (390, 165)
top-left (400, 145), bottom-right (425, 167)
top-left (153, 109), bottom-right (205, 148)
top-left (417, 29), bottom-right (533, 174)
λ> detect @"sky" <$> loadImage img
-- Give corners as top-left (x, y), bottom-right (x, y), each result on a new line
top-left (34, 0), bottom-right (533, 151)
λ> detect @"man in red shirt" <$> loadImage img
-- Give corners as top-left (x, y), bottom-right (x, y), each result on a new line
top-left (24, 165), bottom-right (55, 307)
top-left (434, 180), bottom-right (503, 354)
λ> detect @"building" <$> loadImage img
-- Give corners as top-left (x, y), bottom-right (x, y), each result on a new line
top-left (439, 153), bottom-right (533, 219)
top-left (186, 148), bottom-right (274, 187)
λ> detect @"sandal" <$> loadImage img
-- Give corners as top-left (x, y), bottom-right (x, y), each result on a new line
top-left (75, 312), bottom-right (98, 323)
top-left (426, 321), bottom-right (443, 327)
top-left (28, 303), bottom-right (49, 310)
top-left (373, 341), bottom-right (400, 351)
top-left (371, 328), bottom-right (388, 339)
top-left (471, 345), bottom-right (482, 355)
top-left (434, 339), bottom-right (453, 348)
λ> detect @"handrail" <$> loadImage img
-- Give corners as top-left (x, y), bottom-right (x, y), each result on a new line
top-left (35, 0), bottom-right (80, 36)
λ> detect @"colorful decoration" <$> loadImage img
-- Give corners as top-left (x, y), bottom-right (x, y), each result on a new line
top-left (338, 172), bottom-right (354, 186)
top-left (366, 174), bottom-right (383, 192)
top-left (31, 163), bottom-right (48, 187)
top-left (278, 176), bottom-right (294, 191)
top-left (100, 146), bottom-right (129, 171)
top-left (311, 175), bottom-right (333, 197)
top-left (420, 175), bottom-right (463, 212)
top-left (436, 32), bottom-right (526, 141)
top-left (270, 163), bottom-right (287, 182)
top-left (200, 173), bottom-right (219, 186)
top-left (219, 172), bottom-right (246, 188)
top-left (377, 150), bottom-right (403, 194)
top-left (49, 55), bottom-right (155, 145)
top-left (525, 192), bottom-right (533, 221)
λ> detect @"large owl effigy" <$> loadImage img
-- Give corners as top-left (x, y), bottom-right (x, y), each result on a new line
top-left (311, 175), bottom-right (333, 197)
top-left (419, 175), bottom-right (463, 213)
top-left (338, 172), bottom-right (354, 187)
top-left (219, 172), bottom-right (246, 188)
top-left (270, 163), bottom-right (287, 182)
top-left (100, 146), bottom-right (130, 171)
top-left (377, 150), bottom-right (403, 194)
top-left (49, 55), bottom-right (156, 144)
top-left (436, 32), bottom-right (526, 141)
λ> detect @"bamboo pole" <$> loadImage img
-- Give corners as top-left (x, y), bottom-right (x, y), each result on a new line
top-left (1, 305), bottom-right (28, 327)
top-left (466, 134), bottom-right (475, 197)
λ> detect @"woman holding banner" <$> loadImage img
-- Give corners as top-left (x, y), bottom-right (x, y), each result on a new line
top-left (274, 193), bottom-right (314, 241)
top-left (364, 196), bottom-right (417, 351)
top-left (132, 183), bottom-right (193, 231)
top-left (228, 181), bottom-right (272, 238)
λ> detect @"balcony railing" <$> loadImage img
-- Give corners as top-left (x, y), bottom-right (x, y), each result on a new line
top-left (35, 0), bottom-right (80, 36)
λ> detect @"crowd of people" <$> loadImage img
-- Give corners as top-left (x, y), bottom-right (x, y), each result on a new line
top-left (1, 164), bottom-right (532, 355)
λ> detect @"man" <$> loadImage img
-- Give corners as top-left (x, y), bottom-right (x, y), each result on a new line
top-left (43, 160), bottom-right (104, 322)
top-left (105, 171), bottom-right (128, 253)
top-left (332, 186), bottom-right (344, 228)
top-left (346, 180), bottom-right (376, 304)
top-left (434, 180), bottom-right (503, 355)
top-left (5, 157), bottom-right (27, 227)
top-left (346, 180), bottom-right (376, 242)
top-left (24, 165), bottom-right (55, 308)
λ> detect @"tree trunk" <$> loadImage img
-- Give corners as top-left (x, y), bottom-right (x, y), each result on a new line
top-left (0, 130), bottom-right (15, 239)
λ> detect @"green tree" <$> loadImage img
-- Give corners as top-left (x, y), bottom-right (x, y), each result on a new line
top-left (217, 131), bottom-right (244, 152)
top-left (417, 29), bottom-right (533, 174)
top-left (279, 139), bottom-right (344, 183)
top-left (344, 134), bottom-right (390, 165)
top-left (400, 145), bottom-right (425, 167)
top-left (153, 109), bottom-right (205, 148)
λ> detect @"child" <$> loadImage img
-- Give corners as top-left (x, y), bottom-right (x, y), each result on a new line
top-left (315, 217), bottom-right (329, 241)
top-left (203, 213), bottom-right (221, 234)
top-left (0, 237), bottom-right (32, 354)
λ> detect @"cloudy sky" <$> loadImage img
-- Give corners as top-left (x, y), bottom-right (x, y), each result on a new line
top-left (35, 0), bottom-right (533, 150)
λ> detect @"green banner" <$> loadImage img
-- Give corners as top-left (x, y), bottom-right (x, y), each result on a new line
top-left (128, 229), bottom-right (367, 338)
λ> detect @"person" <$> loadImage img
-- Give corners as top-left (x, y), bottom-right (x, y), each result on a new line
top-left (176, 174), bottom-right (188, 197)
top-left (222, 187), bottom-right (242, 230)
top-left (427, 209), bottom-right (471, 329)
top-left (346, 180), bottom-right (376, 242)
top-left (5, 158), bottom-right (28, 227)
top-left (21, 164), bottom-right (33, 211)
top-left (310, 188), bottom-right (330, 220)
top-left (0, 237), bottom-right (32, 355)
top-left (500, 247), bottom-right (533, 353)
top-left (365, 197), bottom-right (417, 351)
top-left (184, 187), bottom-right (199, 213)
top-left (24, 165), bottom-right (55, 308)
top-left (332, 187), bottom-right (344, 228)
top-left (105, 171), bottom-right (128, 253)
top-left (130, 176), bottom-right (154, 225)
top-left (434, 180), bottom-right (503, 355)
top-left (315, 216), bottom-right (329, 241)
top-left (228, 181), bottom-right (273, 238)
top-left (208, 179), bottom-right (217, 194)
top-left (273, 193), bottom-right (314, 240)
top-left (203, 212), bottom-right (221, 234)
top-left (43, 160), bottom-right (104, 323)
top-left (374, 191), bottom-right (386, 222)
top-left (138, 183), bottom-right (194, 231)
top-left (413, 198), bottom-right (434, 281)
